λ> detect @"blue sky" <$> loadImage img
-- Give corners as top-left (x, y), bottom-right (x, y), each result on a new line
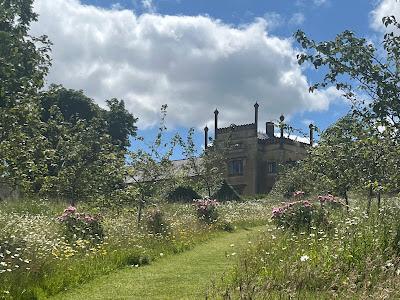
top-left (31, 0), bottom-right (397, 158)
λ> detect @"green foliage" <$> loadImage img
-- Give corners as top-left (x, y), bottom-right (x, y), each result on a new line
top-left (146, 208), bottom-right (169, 236)
top-left (0, 4), bottom-right (137, 201)
top-left (295, 20), bottom-right (400, 133)
top-left (272, 201), bottom-right (317, 231)
top-left (272, 196), bottom-right (344, 232)
top-left (181, 128), bottom-right (228, 197)
top-left (272, 113), bottom-right (400, 211)
top-left (272, 162), bottom-right (313, 198)
top-left (39, 85), bottom-right (99, 124)
top-left (0, 0), bottom-right (51, 192)
top-left (57, 206), bottom-right (104, 243)
top-left (0, 198), bottom-right (272, 298)
top-left (105, 98), bottom-right (138, 149)
top-left (166, 186), bottom-right (201, 203)
top-left (40, 85), bottom-right (137, 150)
top-left (208, 198), bottom-right (400, 299)
top-left (217, 220), bottom-right (236, 232)
top-left (35, 85), bottom-right (137, 203)
top-left (278, 14), bottom-right (400, 208)
top-left (127, 105), bottom-right (181, 225)
top-left (193, 199), bottom-right (219, 224)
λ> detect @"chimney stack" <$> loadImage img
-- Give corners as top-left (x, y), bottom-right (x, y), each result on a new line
top-left (266, 121), bottom-right (274, 137)
top-left (214, 109), bottom-right (219, 140)
top-left (204, 125), bottom-right (209, 149)
top-left (309, 123), bottom-right (314, 146)
top-left (254, 102), bottom-right (259, 133)
top-left (279, 115), bottom-right (285, 139)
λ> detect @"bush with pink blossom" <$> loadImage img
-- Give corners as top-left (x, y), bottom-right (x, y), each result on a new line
top-left (317, 194), bottom-right (344, 209)
top-left (193, 199), bottom-right (219, 224)
top-left (57, 206), bottom-right (104, 243)
top-left (272, 199), bottom-right (334, 231)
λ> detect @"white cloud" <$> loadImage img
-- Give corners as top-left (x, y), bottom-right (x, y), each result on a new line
top-left (313, 0), bottom-right (328, 6)
top-left (31, 0), bottom-right (339, 129)
top-left (263, 12), bottom-right (284, 30)
top-left (141, 0), bottom-right (156, 13)
top-left (296, 0), bottom-right (329, 7)
top-left (301, 119), bottom-right (314, 126)
top-left (111, 2), bottom-right (124, 10)
top-left (370, 0), bottom-right (400, 31)
top-left (289, 12), bottom-right (305, 26)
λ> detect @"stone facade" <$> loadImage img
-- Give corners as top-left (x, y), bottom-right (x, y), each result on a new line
top-left (207, 103), bottom-right (312, 196)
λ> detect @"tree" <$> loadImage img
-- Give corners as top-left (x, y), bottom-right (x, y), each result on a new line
top-left (311, 116), bottom-right (364, 209)
top-left (40, 85), bottom-right (137, 151)
top-left (127, 105), bottom-right (180, 227)
top-left (294, 16), bottom-right (400, 134)
top-left (39, 105), bottom-right (126, 204)
top-left (290, 11), bottom-right (400, 210)
top-left (181, 128), bottom-right (228, 198)
top-left (34, 85), bottom-right (137, 203)
top-left (0, 0), bottom-right (52, 191)
top-left (105, 98), bottom-right (138, 150)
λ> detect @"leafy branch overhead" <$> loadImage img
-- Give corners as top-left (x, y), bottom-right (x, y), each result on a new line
top-left (295, 16), bottom-right (400, 132)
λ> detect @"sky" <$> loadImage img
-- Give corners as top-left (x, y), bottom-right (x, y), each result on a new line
top-left (30, 0), bottom-right (400, 157)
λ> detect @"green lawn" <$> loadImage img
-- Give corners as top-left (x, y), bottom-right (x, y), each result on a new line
top-left (50, 226), bottom-right (266, 300)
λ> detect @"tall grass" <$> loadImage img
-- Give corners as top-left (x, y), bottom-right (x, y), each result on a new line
top-left (207, 196), bottom-right (400, 299)
top-left (0, 198), bottom-right (272, 299)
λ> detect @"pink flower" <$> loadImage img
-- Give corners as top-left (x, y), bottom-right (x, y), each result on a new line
top-left (63, 206), bottom-right (77, 214)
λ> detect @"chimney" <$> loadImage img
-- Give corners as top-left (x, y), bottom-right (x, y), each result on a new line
top-left (214, 109), bottom-right (219, 140)
top-left (266, 121), bottom-right (274, 137)
top-left (204, 125), bottom-right (209, 149)
top-left (254, 102), bottom-right (259, 133)
top-left (309, 123), bottom-right (314, 146)
top-left (279, 114), bottom-right (285, 139)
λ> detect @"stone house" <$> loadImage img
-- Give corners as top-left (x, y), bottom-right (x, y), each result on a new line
top-left (203, 103), bottom-right (313, 196)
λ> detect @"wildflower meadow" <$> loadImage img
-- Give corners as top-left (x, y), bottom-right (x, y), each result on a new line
top-left (207, 195), bottom-right (400, 299)
top-left (0, 198), bottom-right (272, 299)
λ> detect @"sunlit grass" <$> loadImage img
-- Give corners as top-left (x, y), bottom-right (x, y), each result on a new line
top-left (0, 198), bottom-right (273, 299)
top-left (207, 196), bottom-right (400, 299)
top-left (51, 226), bottom-right (267, 300)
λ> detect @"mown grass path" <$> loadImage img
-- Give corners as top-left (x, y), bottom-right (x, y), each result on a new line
top-left (51, 226), bottom-right (266, 300)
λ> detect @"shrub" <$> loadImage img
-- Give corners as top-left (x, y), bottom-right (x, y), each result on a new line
top-left (272, 200), bottom-right (335, 232)
top-left (292, 190), bottom-right (305, 200)
top-left (193, 199), bottom-right (219, 224)
top-left (57, 206), bottom-right (104, 243)
top-left (317, 193), bottom-right (344, 209)
top-left (146, 209), bottom-right (169, 236)
top-left (166, 186), bottom-right (201, 203)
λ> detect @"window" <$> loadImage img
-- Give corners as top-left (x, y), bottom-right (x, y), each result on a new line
top-left (266, 161), bottom-right (277, 174)
top-left (228, 160), bottom-right (243, 176)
